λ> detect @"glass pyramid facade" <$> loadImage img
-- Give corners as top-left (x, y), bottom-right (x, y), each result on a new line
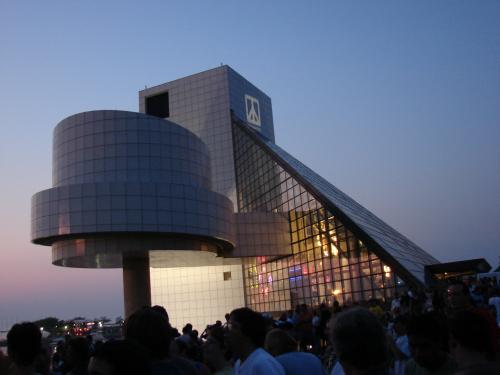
top-left (232, 114), bottom-right (438, 311)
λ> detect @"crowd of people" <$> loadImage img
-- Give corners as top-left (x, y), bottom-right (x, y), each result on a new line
top-left (1, 277), bottom-right (499, 375)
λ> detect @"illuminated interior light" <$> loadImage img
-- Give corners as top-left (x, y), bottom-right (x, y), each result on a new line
top-left (315, 235), bottom-right (322, 247)
top-left (302, 265), bottom-right (308, 275)
top-left (330, 243), bottom-right (339, 256)
top-left (332, 289), bottom-right (341, 295)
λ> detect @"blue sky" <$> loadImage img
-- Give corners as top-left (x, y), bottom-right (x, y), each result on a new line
top-left (0, 0), bottom-right (499, 324)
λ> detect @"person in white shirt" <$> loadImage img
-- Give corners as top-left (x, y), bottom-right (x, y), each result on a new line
top-left (225, 308), bottom-right (285, 375)
top-left (390, 315), bottom-right (410, 375)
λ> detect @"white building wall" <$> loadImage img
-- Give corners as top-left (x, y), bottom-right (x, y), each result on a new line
top-left (150, 264), bottom-right (245, 332)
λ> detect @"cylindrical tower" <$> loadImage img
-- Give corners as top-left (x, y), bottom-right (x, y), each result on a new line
top-left (31, 110), bottom-right (235, 316)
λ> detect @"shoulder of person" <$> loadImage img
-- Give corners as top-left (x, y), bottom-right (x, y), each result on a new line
top-left (252, 352), bottom-right (284, 375)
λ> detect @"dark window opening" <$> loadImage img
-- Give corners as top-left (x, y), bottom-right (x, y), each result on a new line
top-left (223, 271), bottom-right (232, 281)
top-left (146, 92), bottom-right (170, 118)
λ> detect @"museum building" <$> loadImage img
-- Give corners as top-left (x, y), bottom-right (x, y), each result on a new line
top-left (31, 66), bottom-right (438, 330)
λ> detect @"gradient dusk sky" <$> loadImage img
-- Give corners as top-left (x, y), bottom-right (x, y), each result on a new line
top-left (0, 0), bottom-right (499, 327)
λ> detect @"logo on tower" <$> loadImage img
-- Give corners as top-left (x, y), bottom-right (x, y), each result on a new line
top-left (245, 95), bottom-right (261, 127)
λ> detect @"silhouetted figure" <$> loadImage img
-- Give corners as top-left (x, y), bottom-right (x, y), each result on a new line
top-left (447, 281), bottom-right (473, 313)
top-left (66, 337), bottom-right (90, 375)
top-left (52, 341), bottom-right (65, 375)
top-left (330, 307), bottom-right (389, 375)
top-left (447, 280), bottom-right (498, 355)
top-left (318, 303), bottom-right (332, 349)
top-left (226, 307), bottom-right (284, 375)
top-left (171, 338), bottom-right (210, 375)
top-left (387, 315), bottom-right (410, 375)
top-left (87, 339), bottom-right (150, 375)
top-left (202, 327), bottom-right (232, 375)
top-left (265, 328), bottom-right (327, 375)
top-left (7, 322), bottom-right (42, 375)
top-left (0, 350), bottom-right (12, 375)
top-left (152, 305), bottom-right (170, 322)
top-left (488, 289), bottom-right (500, 326)
top-left (405, 312), bottom-right (456, 375)
top-left (124, 307), bottom-right (196, 375)
top-left (179, 323), bottom-right (193, 346)
top-left (224, 314), bottom-right (230, 327)
top-left (449, 310), bottom-right (500, 375)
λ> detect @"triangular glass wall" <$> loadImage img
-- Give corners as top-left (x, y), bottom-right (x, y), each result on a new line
top-left (232, 115), bottom-right (438, 311)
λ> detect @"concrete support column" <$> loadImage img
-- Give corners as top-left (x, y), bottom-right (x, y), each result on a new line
top-left (123, 255), bottom-right (151, 318)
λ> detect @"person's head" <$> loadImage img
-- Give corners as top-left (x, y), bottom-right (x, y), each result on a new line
top-left (226, 308), bottom-right (267, 358)
top-left (449, 310), bottom-right (492, 362)
top-left (330, 307), bottom-right (388, 375)
top-left (124, 307), bottom-right (172, 360)
top-left (7, 322), bottom-right (42, 368)
top-left (447, 281), bottom-right (471, 311)
top-left (407, 313), bottom-right (448, 370)
top-left (182, 323), bottom-right (193, 335)
top-left (88, 340), bottom-right (150, 375)
top-left (151, 305), bottom-right (169, 323)
top-left (66, 336), bottom-right (90, 368)
top-left (191, 330), bottom-right (199, 339)
top-left (264, 329), bottom-right (297, 356)
top-left (202, 327), bottom-right (228, 371)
